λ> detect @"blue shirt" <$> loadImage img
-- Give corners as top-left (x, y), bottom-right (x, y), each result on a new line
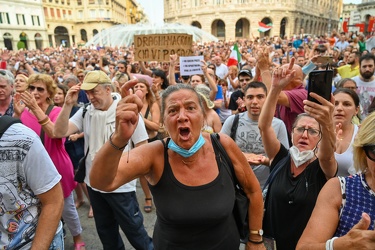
top-left (215, 85), bottom-right (223, 115)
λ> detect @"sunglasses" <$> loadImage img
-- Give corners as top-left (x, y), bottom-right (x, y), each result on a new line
top-left (29, 85), bottom-right (45, 93)
top-left (363, 145), bottom-right (375, 162)
top-left (78, 75), bottom-right (85, 78)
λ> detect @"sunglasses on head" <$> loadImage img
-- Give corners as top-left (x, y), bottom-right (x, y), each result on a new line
top-left (363, 145), bottom-right (375, 162)
top-left (29, 85), bottom-right (45, 93)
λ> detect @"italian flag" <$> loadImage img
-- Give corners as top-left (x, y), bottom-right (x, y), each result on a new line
top-left (258, 22), bottom-right (273, 32)
top-left (227, 43), bottom-right (241, 67)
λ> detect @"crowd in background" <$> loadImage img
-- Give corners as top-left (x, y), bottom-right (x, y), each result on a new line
top-left (1, 28), bottom-right (375, 250)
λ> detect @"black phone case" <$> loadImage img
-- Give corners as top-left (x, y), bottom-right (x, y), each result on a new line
top-left (307, 70), bottom-right (333, 104)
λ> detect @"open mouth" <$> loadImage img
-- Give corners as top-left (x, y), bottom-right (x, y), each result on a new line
top-left (298, 141), bottom-right (308, 146)
top-left (179, 127), bottom-right (190, 139)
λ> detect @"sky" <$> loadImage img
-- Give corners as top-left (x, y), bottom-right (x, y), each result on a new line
top-left (343, 0), bottom-right (362, 3)
top-left (137, 0), bottom-right (164, 24)
top-left (137, 0), bottom-right (362, 24)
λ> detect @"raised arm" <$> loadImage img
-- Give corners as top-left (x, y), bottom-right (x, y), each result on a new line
top-left (139, 61), bottom-right (153, 76)
top-left (303, 93), bottom-right (337, 178)
top-left (168, 54), bottom-right (178, 85)
top-left (201, 60), bottom-right (217, 101)
top-left (53, 84), bottom-right (81, 138)
top-left (90, 79), bottom-right (154, 191)
top-left (258, 61), bottom-right (296, 163)
top-left (257, 49), bottom-right (291, 107)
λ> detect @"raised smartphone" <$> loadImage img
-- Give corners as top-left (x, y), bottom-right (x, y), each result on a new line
top-left (316, 56), bottom-right (334, 64)
top-left (307, 70), bottom-right (333, 104)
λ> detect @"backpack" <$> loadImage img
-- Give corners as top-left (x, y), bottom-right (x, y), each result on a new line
top-left (0, 116), bottom-right (22, 139)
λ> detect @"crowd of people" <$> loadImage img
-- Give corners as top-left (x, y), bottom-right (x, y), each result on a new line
top-left (1, 29), bottom-right (375, 250)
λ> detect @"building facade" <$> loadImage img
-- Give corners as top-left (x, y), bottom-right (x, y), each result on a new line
top-left (164, 0), bottom-right (343, 40)
top-left (43, 0), bottom-right (146, 48)
top-left (357, 0), bottom-right (375, 35)
top-left (0, 0), bottom-right (146, 50)
top-left (342, 1), bottom-right (375, 35)
top-left (0, 0), bottom-right (48, 50)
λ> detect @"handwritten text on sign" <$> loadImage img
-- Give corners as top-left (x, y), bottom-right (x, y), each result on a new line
top-left (134, 34), bottom-right (193, 61)
top-left (180, 56), bottom-right (204, 76)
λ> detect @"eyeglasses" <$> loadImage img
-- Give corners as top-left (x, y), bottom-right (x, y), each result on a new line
top-left (29, 85), bottom-right (45, 93)
top-left (293, 126), bottom-right (321, 137)
top-left (77, 75), bottom-right (85, 78)
top-left (345, 86), bottom-right (358, 90)
top-left (363, 145), bottom-right (375, 162)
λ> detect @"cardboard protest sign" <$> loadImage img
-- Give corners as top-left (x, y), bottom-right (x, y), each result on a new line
top-left (134, 34), bottom-right (193, 61)
top-left (180, 56), bottom-right (204, 76)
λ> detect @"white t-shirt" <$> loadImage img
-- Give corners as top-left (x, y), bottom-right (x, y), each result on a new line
top-left (352, 76), bottom-right (375, 119)
top-left (215, 63), bottom-right (229, 79)
top-left (70, 101), bottom-right (148, 193)
top-left (221, 113), bottom-right (289, 188)
top-left (0, 123), bottom-right (61, 249)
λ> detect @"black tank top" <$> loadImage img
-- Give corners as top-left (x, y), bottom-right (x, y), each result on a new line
top-left (149, 138), bottom-right (240, 250)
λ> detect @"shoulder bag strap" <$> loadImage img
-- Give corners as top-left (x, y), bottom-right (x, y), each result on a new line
top-left (211, 133), bottom-right (239, 187)
top-left (40, 105), bottom-right (54, 146)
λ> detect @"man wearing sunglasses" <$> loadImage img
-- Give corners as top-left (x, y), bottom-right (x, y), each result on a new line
top-left (0, 70), bottom-right (14, 117)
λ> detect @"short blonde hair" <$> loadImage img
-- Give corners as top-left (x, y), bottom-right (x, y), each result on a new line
top-left (28, 74), bottom-right (57, 105)
top-left (229, 65), bottom-right (238, 75)
top-left (353, 112), bottom-right (375, 172)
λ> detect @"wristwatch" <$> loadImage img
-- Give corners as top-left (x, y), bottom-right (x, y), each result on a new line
top-left (249, 229), bottom-right (264, 236)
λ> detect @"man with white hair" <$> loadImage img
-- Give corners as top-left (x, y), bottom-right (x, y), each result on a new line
top-left (0, 70), bottom-right (14, 117)
top-left (214, 55), bottom-right (228, 79)
top-left (54, 71), bottom-right (153, 250)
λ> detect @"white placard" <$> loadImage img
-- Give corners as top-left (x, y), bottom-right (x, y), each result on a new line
top-left (180, 56), bottom-right (204, 76)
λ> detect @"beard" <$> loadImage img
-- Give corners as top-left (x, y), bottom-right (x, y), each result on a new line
top-left (361, 71), bottom-right (374, 80)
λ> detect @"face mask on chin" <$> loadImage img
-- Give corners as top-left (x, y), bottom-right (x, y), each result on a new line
top-left (289, 146), bottom-right (315, 167)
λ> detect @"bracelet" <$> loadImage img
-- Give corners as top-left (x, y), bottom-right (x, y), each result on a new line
top-left (39, 118), bottom-right (50, 126)
top-left (325, 237), bottom-right (338, 250)
top-left (109, 133), bottom-right (127, 151)
top-left (38, 116), bottom-right (49, 124)
top-left (248, 238), bottom-right (264, 244)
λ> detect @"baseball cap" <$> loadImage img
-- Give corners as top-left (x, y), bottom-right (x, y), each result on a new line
top-left (81, 70), bottom-right (111, 90)
top-left (238, 69), bottom-right (252, 78)
top-left (195, 84), bottom-right (214, 109)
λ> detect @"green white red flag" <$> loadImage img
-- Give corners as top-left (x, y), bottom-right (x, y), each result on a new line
top-left (227, 43), bottom-right (241, 67)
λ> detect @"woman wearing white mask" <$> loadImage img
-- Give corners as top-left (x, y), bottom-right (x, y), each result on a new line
top-left (258, 61), bottom-right (338, 250)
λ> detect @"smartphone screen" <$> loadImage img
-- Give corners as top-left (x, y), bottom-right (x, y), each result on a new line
top-left (307, 70), bottom-right (333, 104)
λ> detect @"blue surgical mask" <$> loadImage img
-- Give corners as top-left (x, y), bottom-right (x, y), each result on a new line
top-left (168, 134), bottom-right (205, 158)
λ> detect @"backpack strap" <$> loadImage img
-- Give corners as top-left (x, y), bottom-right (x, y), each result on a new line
top-left (0, 116), bottom-right (21, 139)
top-left (230, 114), bottom-right (240, 141)
top-left (82, 103), bottom-right (91, 118)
